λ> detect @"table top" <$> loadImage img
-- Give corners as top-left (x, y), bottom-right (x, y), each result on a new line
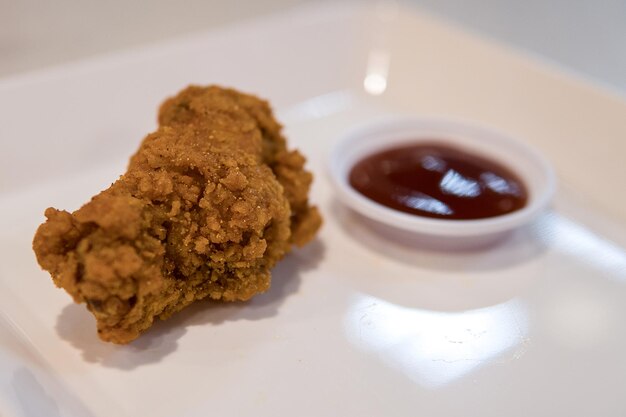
top-left (1, 0), bottom-right (625, 96)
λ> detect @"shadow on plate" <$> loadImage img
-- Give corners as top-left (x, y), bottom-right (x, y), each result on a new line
top-left (330, 201), bottom-right (551, 311)
top-left (55, 240), bottom-right (325, 370)
top-left (332, 200), bottom-right (549, 271)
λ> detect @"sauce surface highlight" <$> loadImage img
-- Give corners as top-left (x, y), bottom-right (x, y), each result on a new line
top-left (349, 143), bottom-right (528, 220)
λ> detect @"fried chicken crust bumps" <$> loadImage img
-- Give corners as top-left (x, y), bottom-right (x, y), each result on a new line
top-left (33, 86), bottom-right (322, 344)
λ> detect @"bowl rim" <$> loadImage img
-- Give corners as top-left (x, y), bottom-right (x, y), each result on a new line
top-left (328, 116), bottom-right (556, 237)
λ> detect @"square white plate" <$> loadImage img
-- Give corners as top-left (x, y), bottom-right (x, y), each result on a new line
top-left (1, 2), bottom-right (625, 416)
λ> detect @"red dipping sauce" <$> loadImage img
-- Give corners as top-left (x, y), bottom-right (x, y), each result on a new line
top-left (349, 143), bottom-right (528, 220)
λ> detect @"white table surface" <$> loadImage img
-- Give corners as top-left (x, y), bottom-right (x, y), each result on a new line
top-left (0, 0), bottom-right (625, 96)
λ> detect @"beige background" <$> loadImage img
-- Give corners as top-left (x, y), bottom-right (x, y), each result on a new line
top-left (1, 0), bottom-right (625, 96)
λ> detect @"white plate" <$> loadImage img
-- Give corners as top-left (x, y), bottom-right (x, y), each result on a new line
top-left (1, 2), bottom-right (625, 417)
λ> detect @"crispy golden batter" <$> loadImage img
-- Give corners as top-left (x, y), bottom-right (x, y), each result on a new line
top-left (33, 86), bottom-right (322, 344)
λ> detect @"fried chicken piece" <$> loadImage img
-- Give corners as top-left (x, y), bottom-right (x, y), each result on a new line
top-left (33, 86), bottom-right (322, 344)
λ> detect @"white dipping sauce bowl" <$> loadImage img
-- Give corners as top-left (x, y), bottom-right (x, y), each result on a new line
top-left (329, 117), bottom-right (556, 247)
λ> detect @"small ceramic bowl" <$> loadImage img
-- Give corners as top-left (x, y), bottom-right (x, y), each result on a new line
top-left (329, 117), bottom-right (556, 247)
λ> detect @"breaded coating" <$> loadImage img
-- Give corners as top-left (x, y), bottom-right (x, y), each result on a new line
top-left (33, 86), bottom-right (322, 344)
